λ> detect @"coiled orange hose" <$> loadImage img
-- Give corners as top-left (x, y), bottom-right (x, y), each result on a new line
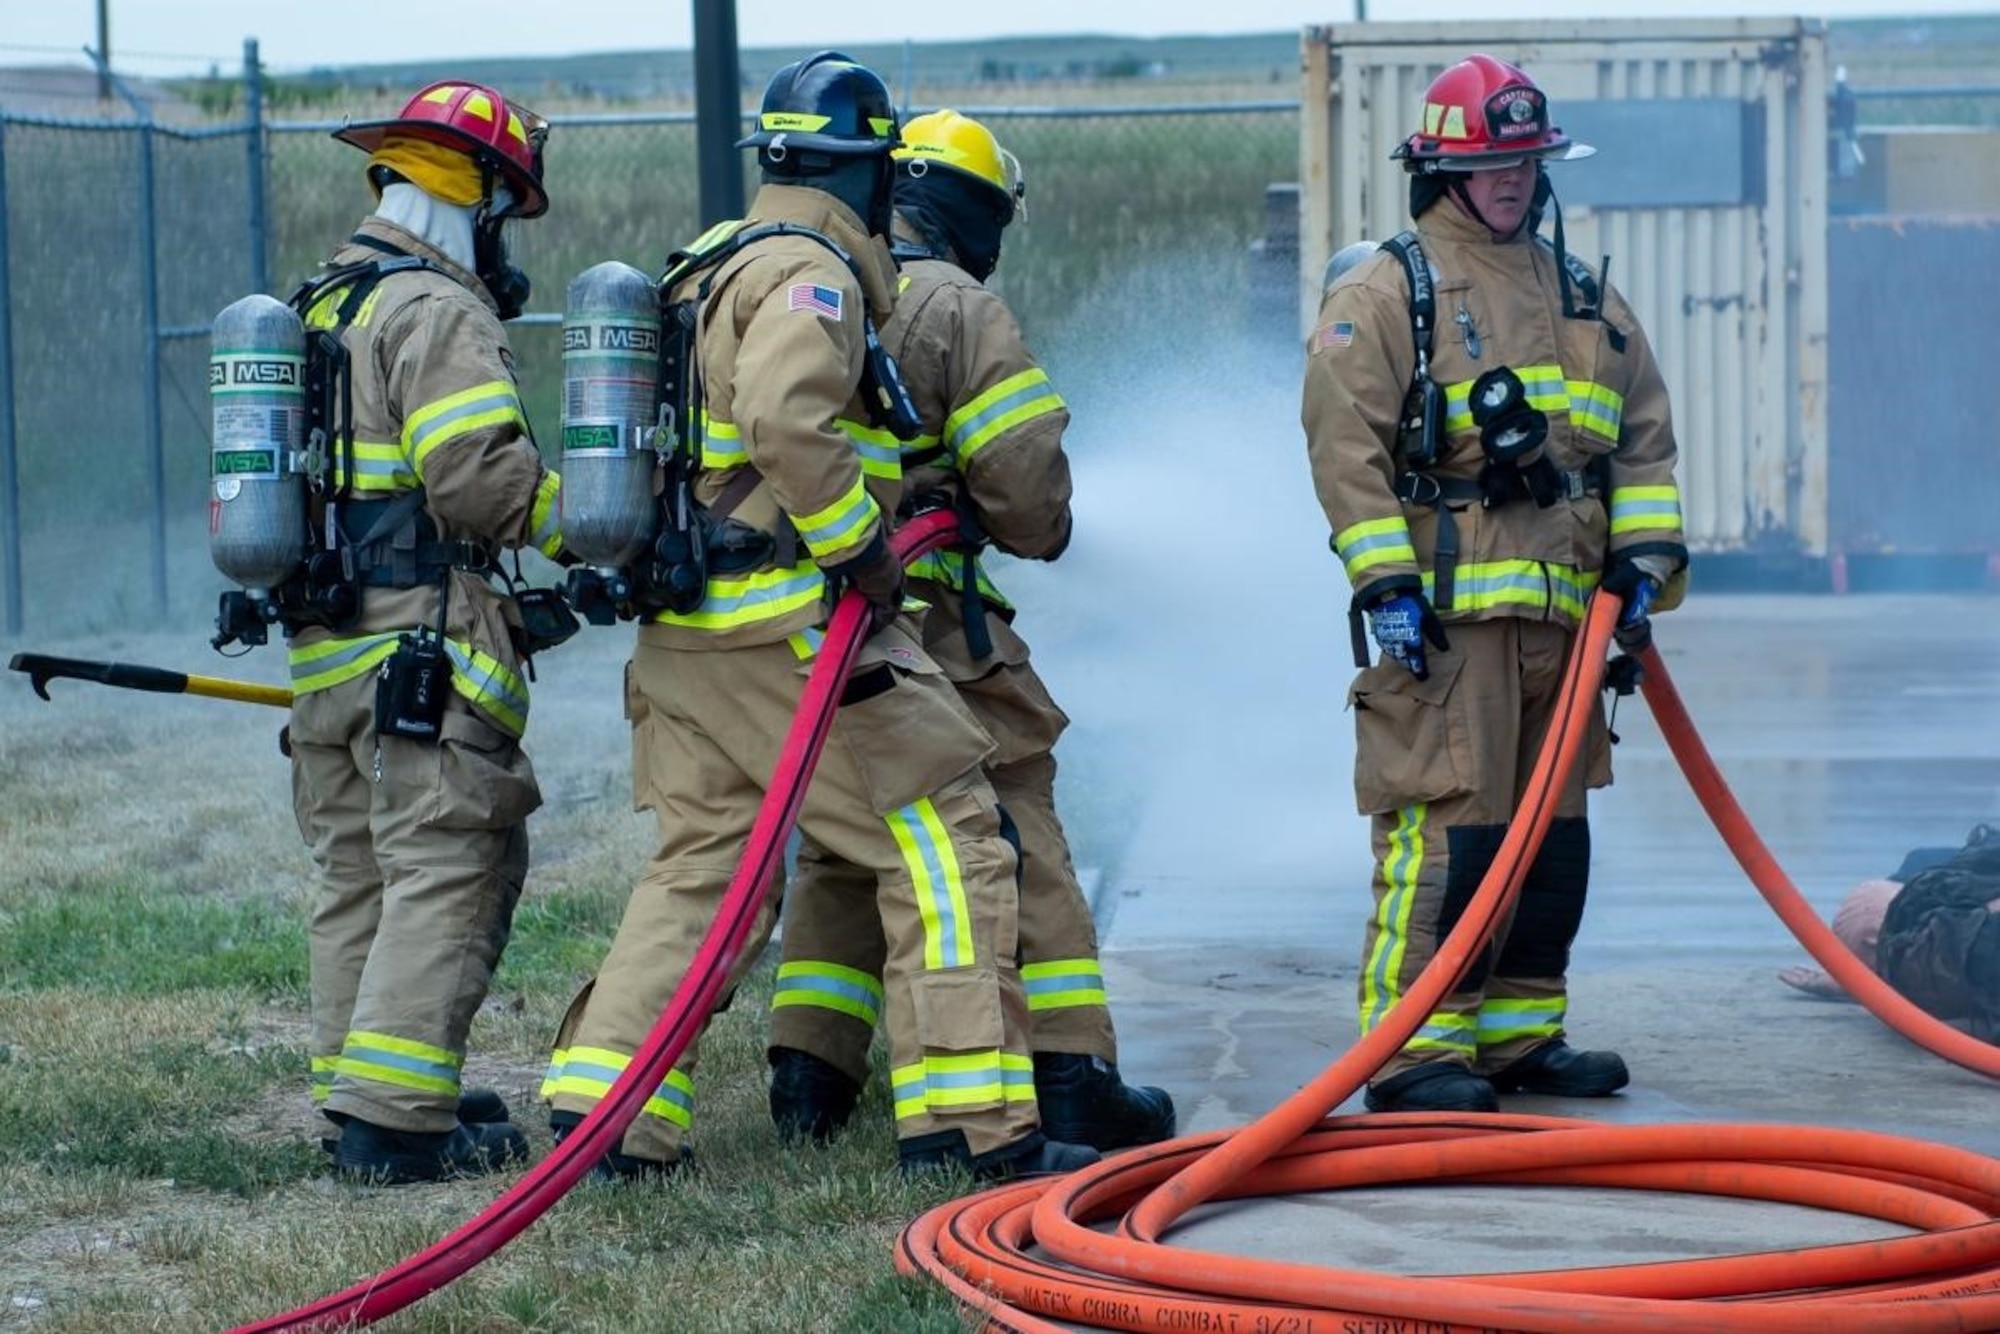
top-left (896, 592), bottom-right (2000, 1333)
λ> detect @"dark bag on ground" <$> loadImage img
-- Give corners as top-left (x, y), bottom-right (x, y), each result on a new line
top-left (1877, 823), bottom-right (2000, 1042)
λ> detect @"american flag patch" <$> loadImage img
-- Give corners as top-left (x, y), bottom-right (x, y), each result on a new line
top-left (1313, 320), bottom-right (1355, 351)
top-left (787, 282), bottom-right (843, 322)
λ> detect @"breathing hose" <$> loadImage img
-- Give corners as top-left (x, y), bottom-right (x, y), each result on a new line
top-left (231, 507), bottom-right (960, 1334)
top-left (896, 592), bottom-right (2000, 1333)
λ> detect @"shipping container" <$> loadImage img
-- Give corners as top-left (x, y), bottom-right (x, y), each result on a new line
top-left (1299, 19), bottom-right (1831, 559)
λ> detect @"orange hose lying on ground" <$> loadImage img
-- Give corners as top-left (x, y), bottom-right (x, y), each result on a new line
top-left (896, 592), bottom-right (2000, 1333)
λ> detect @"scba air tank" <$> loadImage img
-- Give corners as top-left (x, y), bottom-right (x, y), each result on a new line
top-left (208, 294), bottom-right (307, 591)
top-left (561, 261), bottom-right (663, 569)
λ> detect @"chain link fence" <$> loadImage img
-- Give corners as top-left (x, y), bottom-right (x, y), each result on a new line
top-left (4, 57), bottom-right (1994, 639)
top-left (0, 79), bottom-right (1297, 640)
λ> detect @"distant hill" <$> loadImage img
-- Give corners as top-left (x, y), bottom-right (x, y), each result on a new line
top-left (286, 32), bottom-right (1302, 108)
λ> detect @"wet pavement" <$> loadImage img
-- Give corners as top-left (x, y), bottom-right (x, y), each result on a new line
top-left (1033, 591), bottom-right (2000, 1325)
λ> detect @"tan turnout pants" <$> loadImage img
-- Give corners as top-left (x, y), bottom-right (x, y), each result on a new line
top-left (1349, 617), bottom-right (1611, 1085)
top-left (544, 619), bottom-right (1042, 1163)
top-left (291, 673), bottom-right (539, 1134)
top-left (772, 584), bottom-right (1116, 1084)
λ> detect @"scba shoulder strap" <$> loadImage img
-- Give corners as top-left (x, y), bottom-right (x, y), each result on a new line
top-left (659, 221), bottom-right (921, 444)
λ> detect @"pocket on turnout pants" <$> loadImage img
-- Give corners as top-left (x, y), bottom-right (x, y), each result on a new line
top-left (832, 648), bottom-right (997, 816)
top-left (1348, 652), bottom-right (1471, 815)
top-left (425, 707), bottom-right (544, 831)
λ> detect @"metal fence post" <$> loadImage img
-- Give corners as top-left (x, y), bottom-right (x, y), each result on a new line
top-left (0, 117), bottom-right (20, 637)
top-left (92, 49), bottom-right (168, 615)
top-left (245, 38), bottom-right (268, 295)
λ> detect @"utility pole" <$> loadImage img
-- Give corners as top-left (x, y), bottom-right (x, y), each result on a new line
top-left (693, 0), bottom-right (744, 226)
top-left (96, 0), bottom-right (111, 100)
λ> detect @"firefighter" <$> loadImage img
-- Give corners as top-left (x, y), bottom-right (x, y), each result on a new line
top-left (1302, 54), bottom-right (1688, 1113)
top-left (289, 80), bottom-right (564, 1180)
top-left (541, 56), bottom-right (1098, 1182)
top-left (764, 110), bottom-right (1177, 1152)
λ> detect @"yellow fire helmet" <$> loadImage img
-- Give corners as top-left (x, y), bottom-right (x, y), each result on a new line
top-left (893, 109), bottom-right (1027, 222)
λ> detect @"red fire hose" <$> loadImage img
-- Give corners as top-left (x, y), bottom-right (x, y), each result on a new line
top-left (896, 593), bottom-right (2000, 1333)
top-left (230, 507), bottom-right (960, 1334)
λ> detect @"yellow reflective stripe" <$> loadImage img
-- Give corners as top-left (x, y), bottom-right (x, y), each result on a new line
top-left (286, 630), bottom-right (530, 731)
top-left (837, 417), bottom-right (905, 482)
top-left (771, 960), bottom-right (885, 1026)
top-left (310, 1054), bottom-right (337, 1104)
top-left (1020, 958), bottom-right (1108, 1012)
top-left (649, 562), bottom-right (825, 631)
top-left (1334, 516), bottom-right (1417, 580)
top-left (401, 380), bottom-right (527, 478)
top-left (889, 1049), bottom-right (1034, 1121)
top-left (1566, 379), bottom-right (1625, 444)
top-left (889, 798), bottom-right (975, 971)
top-left (542, 1045), bottom-right (696, 1129)
top-left (1442, 365), bottom-right (1618, 438)
top-left (699, 412), bottom-right (748, 470)
top-left (334, 1029), bottom-right (462, 1097)
top-left (332, 440), bottom-right (415, 493)
top-left (288, 632), bottom-right (400, 695)
top-left (303, 283), bottom-right (387, 332)
top-left (904, 549), bottom-right (1012, 611)
top-left (1406, 1011), bottom-right (1478, 1056)
top-left (442, 638), bottom-right (530, 736)
top-left (1476, 997), bottom-right (1566, 1044)
top-left (786, 629), bottom-right (824, 661)
top-left (898, 432), bottom-right (941, 459)
top-left (1360, 803), bottom-right (1425, 1033)
top-left (530, 471), bottom-right (562, 558)
top-left (944, 369), bottom-right (1062, 464)
top-left (795, 478), bottom-right (879, 563)
top-left (1610, 484), bottom-right (1683, 536)
top-left (1416, 560), bottom-right (1598, 619)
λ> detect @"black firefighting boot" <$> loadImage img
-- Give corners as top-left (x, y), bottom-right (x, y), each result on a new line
top-left (321, 1087), bottom-right (512, 1157)
top-left (1031, 1053), bottom-right (1177, 1151)
top-left (547, 1110), bottom-right (689, 1183)
top-left (1489, 1040), bottom-right (1629, 1098)
top-left (1363, 1059), bottom-right (1500, 1113)
top-left (333, 1116), bottom-right (529, 1185)
top-left (768, 1046), bottom-right (863, 1145)
top-left (898, 1129), bottom-right (1101, 1183)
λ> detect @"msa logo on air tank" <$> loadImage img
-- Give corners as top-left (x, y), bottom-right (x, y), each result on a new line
top-left (565, 324), bottom-right (660, 353)
top-left (210, 359), bottom-right (301, 387)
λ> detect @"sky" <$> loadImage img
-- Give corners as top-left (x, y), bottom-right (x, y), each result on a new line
top-left (1, 0), bottom-right (1994, 75)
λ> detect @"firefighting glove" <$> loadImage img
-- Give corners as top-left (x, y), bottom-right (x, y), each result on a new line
top-left (835, 532), bottom-right (905, 637)
top-left (1367, 592), bottom-right (1450, 681)
top-left (1602, 556), bottom-right (1662, 654)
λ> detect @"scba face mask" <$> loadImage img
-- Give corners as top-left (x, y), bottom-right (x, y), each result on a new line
top-left (476, 185), bottom-right (532, 320)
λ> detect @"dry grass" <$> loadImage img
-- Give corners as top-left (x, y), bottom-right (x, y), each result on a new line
top-left (0, 626), bottom-right (985, 1333)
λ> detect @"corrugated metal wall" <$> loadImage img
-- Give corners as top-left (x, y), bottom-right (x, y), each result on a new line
top-left (1300, 19), bottom-right (1831, 555)
top-left (1828, 217), bottom-right (2000, 555)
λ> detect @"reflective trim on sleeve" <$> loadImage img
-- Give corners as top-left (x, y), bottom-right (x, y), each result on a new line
top-left (795, 478), bottom-right (880, 564)
top-left (944, 369), bottom-right (1062, 465)
top-left (836, 417), bottom-right (906, 482)
top-left (1333, 516), bottom-right (1418, 583)
top-left (699, 412), bottom-right (748, 471)
top-left (1609, 484), bottom-right (1683, 536)
top-left (402, 380), bottom-right (528, 479)
top-left (904, 548), bottom-right (1012, 611)
top-left (334, 440), bottom-right (416, 493)
top-left (530, 470), bottom-right (563, 558)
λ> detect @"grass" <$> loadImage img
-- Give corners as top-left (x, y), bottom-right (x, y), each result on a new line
top-left (0, 627), bottom-right (1011, 1331)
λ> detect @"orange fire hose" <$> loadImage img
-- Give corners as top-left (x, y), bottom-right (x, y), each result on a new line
top-left (896, 591), bottom-right (2000, 1333)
